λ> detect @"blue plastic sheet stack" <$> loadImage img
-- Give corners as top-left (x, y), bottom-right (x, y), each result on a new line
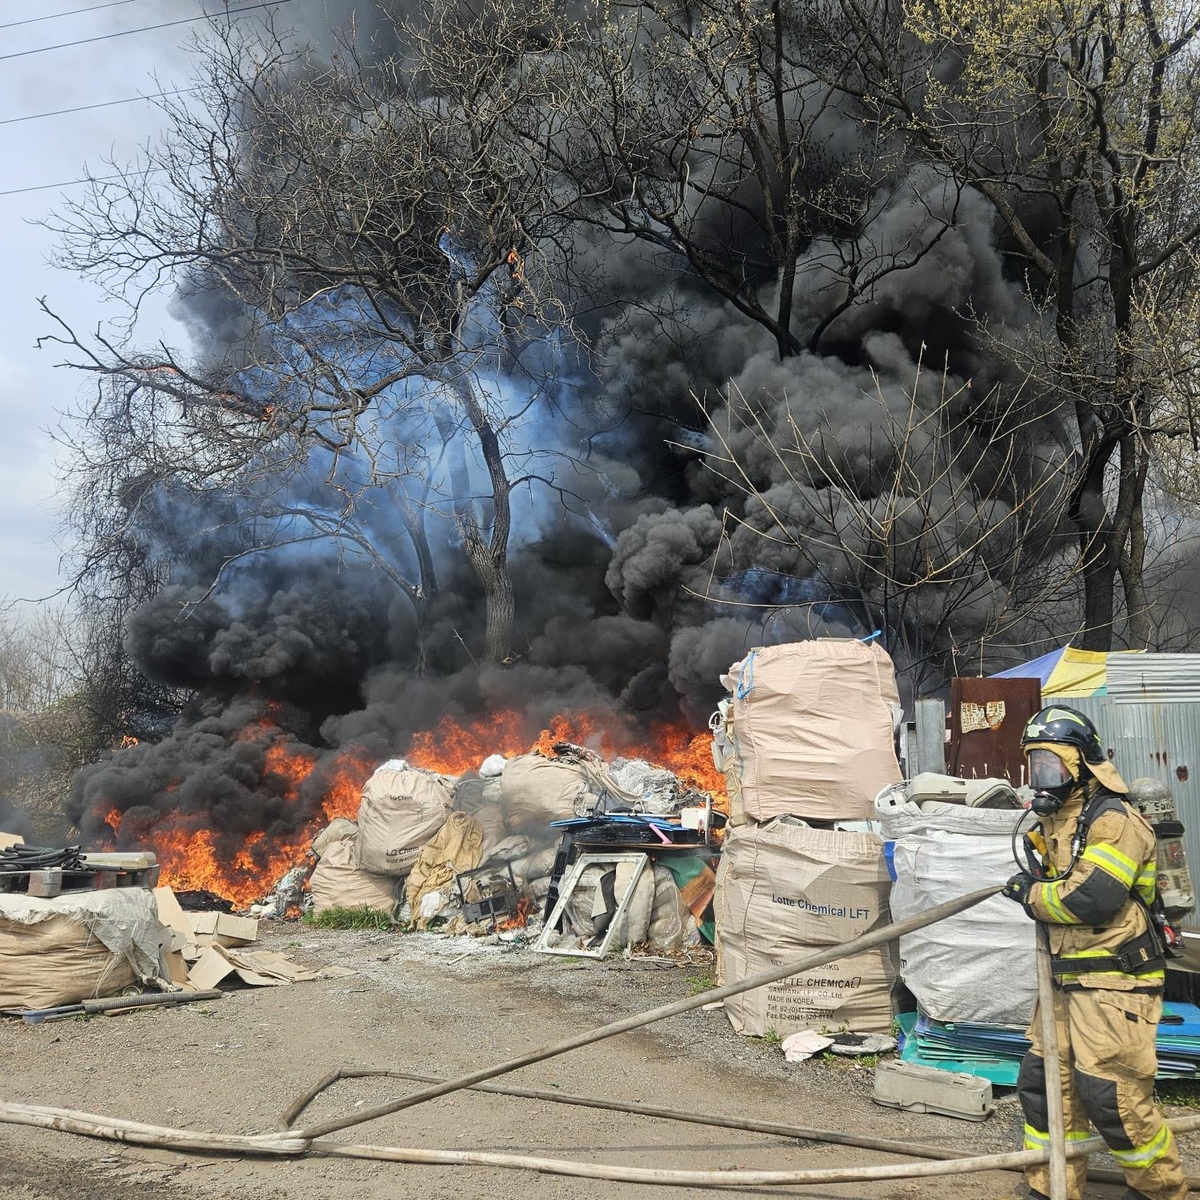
top-left (897, 1003), bottom-right (1200, 1086)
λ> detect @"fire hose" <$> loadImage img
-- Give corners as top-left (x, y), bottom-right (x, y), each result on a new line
top-left (0, 883), bottom-right (1186, 1192)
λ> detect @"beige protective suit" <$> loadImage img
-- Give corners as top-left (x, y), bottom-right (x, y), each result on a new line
top-left (1017, 745), bottom-right (1185, 1200)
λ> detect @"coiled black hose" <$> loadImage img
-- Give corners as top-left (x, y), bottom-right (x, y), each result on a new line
top-left (0, 845), bottom-right (85, 872)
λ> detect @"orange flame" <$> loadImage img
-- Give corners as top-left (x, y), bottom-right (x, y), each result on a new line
top-left (407, 710), bottom-right (726, 803)
top-left (99, 729), bottom-right (375, 908)
top-left (97, 709), bottom-right (721, 909)
top-left (497, 895), bottom-right (535, 930)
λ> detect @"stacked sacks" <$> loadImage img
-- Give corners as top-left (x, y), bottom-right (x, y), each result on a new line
top-left (713, 639), bottom-right (905, 1036)
top-left (309, 820), bottom-right (400, 916)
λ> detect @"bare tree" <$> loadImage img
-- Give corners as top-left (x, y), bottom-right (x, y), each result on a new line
top-left (783, 0), bottom-right (1200, 649)
top-left (47, 0), bottom-right (582, 664)
top-left (532, 0), bottom-right (964, 363)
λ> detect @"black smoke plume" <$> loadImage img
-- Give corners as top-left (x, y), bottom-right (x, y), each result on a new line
top-left (69, 0), bottom-right (1076, 863)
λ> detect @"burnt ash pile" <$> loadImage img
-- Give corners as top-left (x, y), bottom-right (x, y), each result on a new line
top-left (67, 0), bottom-right (1085, 863)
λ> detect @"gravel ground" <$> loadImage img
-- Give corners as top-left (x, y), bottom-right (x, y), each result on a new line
top-left (0, 922), bottom-right (1192, 1199)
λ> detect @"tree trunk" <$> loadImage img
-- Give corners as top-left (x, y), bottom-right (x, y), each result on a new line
top-left (450, 376), bottom-right (516, 663)
top-left (1077, 540), bottom-right (1117, 651)
top-left (1070, 438), bottom-right (1118, 652)
top-left (480, 560), bottom-right (516, 663)
top-left (1116, 434), bottom-right (1152, 648)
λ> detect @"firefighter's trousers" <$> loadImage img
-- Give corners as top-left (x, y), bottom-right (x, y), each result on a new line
top-left (1017, 983), bottom-right (1186, 1200)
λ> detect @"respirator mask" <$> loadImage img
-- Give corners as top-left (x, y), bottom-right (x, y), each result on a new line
top-left (1028, 748), bottom-right (1077, 816)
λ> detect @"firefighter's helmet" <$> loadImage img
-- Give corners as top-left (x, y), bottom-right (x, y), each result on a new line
top-left (1022, 706), bottom-right (1127, 794)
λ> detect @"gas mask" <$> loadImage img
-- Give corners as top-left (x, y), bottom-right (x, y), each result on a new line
top-left (1027, 748), bottom-right (1077, 816)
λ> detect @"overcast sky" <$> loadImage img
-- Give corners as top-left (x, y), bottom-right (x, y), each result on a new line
top-left (0, 2), bottom-right (281, 614)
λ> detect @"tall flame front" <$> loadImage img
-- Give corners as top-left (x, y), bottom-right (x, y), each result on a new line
top-left (96, 710), bottom-right (722, 907)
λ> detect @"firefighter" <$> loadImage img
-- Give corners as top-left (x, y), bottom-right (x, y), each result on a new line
top-left (1002, 705), bottom-right (1186, 1200)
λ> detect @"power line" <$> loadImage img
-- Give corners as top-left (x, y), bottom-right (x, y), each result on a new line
top-left (0, 88), bottom-right (197, 127)
top-left (0, 0), bottom-right (295, 62)
top-left (0, 1), bottom-right (144, 31)
top-left (0, 168), bottom-right (165, 199)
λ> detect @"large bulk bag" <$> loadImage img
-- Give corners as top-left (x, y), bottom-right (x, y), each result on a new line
top-left (499, 754), bottom-right (597, 834)
top-left (355, 759), bottom-right (454, 877)
top-left (721, 639), bottom-right (902, 823)
top-left (405, 813), bottom-right (485, 928)
top-left (879, 797), bottom-right (1035, 1024)
top-left (311, 817), bottom-right (359, 859)
top-left (715, 818), bottom-right (897, 1036)
top-left (470, 804), bottom-right (508, 859)
top-left (310, 838), bottom-right (399, 915)
top-left (0, 889), bottom-right (166, 1009)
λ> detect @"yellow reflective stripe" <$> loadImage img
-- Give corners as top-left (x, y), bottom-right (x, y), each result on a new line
top-left (1023, 1125), bottom-right (1090, 1149)
top-left (1082, 843), bottom-right (1138, 887)
top-left (1136, 863), bottom-right (1157, 903)
top-left (1110, 1125), bottom-right (1173, 1168)
top-left (1055, 970), bottom-right (1166, 983)
top-left (1041, 880), bottom-right (1079, 924)
top-left (1051, 947), bottom-right (1164, 982)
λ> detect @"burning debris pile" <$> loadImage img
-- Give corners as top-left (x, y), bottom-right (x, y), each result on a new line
top-left (79, 702), bottom-right (724, 926)
top-left (305, 737), bottom-right (720, 948)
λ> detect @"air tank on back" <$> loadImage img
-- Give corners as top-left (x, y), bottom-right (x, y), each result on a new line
top-left (1128, 777), bottom-right (1196, 919)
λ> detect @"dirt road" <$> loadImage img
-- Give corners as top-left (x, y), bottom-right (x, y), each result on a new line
top-left (0, 924), bottom-right (1190, 1199)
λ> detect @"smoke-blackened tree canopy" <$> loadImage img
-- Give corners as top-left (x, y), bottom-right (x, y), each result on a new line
top-left (788, 0), bottom-right (1200, 649)
top-left (43, 0), bottom-right (1200, 754)
top-left (49, 0), bottom-right (588, 667)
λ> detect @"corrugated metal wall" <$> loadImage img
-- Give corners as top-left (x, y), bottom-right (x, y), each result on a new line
top-left (1049, 660), bottom-right (1200, 932)
top-left (1109, 654), bottom-right (1200, 704)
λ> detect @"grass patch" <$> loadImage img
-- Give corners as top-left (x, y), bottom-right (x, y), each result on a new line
top-left (687, 970), bottom-right (716, 995)
top-left (303, 905), bottom-right (397, 930)
top-left (1156, 1079), bottom-right (1200, 1110)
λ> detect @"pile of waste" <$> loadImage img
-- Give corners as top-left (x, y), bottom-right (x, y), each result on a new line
top-left (0, 830), bottom-right (344, 1018)
top-left (304, 741), bottom-right (721, 953)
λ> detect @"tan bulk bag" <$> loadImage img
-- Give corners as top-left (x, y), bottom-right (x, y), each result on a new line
top-left (310, 838), bottom-right (399, 915)
top-left (0, 889), bottom-right (166, 1009)
top-left (500, 754), bottom-right (594, 834)
top-left (355, 759), bottom-right (453, 877)
top-left (715, 818), bottom-right (897, 1036)
top-left (722, 639), bottom-right (901, 822)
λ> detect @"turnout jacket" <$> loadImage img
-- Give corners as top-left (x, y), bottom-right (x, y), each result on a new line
top-left (1028, 786), bottom-right (1162, 989)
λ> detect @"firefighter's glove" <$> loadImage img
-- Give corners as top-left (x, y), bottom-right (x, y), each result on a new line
top-left (1002, 872), bottom-right (1036, 908)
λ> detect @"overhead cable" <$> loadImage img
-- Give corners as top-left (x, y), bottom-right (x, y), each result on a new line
top-left (0, 168), bottom-right (165, 198)
top-left (0, 0), bottom-right (143, 31)
top-left (0, 88), bottom-right (197, 127)
top-left (0, 0), bottom-right (295, 62)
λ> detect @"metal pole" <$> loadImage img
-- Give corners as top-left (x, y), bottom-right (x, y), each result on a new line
top-left (913, 698), bottom-right (947, 775)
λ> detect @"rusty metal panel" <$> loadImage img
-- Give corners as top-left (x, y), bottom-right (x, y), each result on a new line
top-left (948, 677), bottom-right (1042, 784)
top-left (1108, 654), bottom-right (1200, 704)
top-left (1061, 695), bottom-right (1200, 934)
